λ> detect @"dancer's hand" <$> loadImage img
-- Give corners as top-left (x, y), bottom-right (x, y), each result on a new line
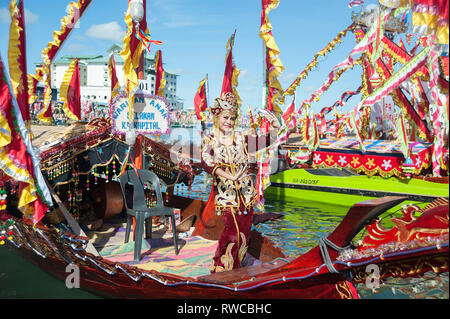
top-left (230, 166), bottom-right (247, 181)
top-left (215, 166), bottom-right (247, 182)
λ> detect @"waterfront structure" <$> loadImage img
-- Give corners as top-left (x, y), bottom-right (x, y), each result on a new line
top-left (35, 44), bottom-right (183, 111)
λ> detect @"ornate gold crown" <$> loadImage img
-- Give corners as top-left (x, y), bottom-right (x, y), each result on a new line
top-left (210, 92), bottom-right (239, 117)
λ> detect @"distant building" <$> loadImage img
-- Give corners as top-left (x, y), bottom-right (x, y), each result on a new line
top-left (35, 44), bottom-right (183, 111)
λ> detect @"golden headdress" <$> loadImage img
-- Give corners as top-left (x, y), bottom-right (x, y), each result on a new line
top-left (210, 92), bottom-right (239, 117)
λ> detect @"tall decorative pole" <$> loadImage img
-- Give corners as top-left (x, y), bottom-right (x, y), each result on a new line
top-left (128, 0), bottom-right (146, 170)
top-left (124, 0), bottom-right (145, 148)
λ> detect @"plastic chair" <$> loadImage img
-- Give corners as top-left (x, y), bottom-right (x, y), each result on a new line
top-left (119, 169), bottom-right (179, 262)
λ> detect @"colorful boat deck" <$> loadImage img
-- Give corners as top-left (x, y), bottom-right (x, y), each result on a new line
top-left (86, 219), bottom-right (219, 278)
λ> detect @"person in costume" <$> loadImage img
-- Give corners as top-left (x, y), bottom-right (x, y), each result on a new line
top-left (201, 92), bottom-right (280, 273)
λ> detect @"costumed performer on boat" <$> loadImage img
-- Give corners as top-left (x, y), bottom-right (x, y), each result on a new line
top-left (201, 92), bottom-right (280, 273)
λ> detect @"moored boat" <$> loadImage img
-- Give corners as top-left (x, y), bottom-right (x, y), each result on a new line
top-left (2, 183), bottom-right (448, 298)
top-left (1, 121), bottom-right (448, 298)
top-left (1, 0), bottom-right (448, 301)
top-left (269, 135), bottom-right (449, 206)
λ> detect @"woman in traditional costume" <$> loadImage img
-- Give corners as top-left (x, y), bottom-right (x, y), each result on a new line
top-left (201, 92), bottom-right (280, 273)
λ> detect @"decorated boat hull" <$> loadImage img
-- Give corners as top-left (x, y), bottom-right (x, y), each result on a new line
top-left (274, 134), bottom-right (449, 205)
top-left (267, 168), bottom-right (449, 205)
top-left (2, 196), bottom-right (448, 299)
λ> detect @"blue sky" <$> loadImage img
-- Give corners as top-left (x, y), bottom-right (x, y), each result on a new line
top-left (0, 0), bottom-right (382, 116)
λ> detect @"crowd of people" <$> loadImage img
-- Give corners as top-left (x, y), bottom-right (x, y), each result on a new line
top-left (30, 99), bottom-right (110, 125)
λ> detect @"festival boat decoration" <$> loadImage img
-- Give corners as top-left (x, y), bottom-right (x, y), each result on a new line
top-left (1, 0), bottom-right (448, 300)
top-left (1, 173), bottom-right (448, 299)
top-left (272, 1), bottom-right (448, 203)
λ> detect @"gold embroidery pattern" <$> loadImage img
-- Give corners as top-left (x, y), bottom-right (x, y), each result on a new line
top-left (335, 281), bottom-right (355, 299)
top-left (220, 242), bottom-right (235, 272)
top-left (203, 132), bottom-right (257, 211)
top-left (238, 232), bottom-right (248, 264)
top-left (351, 255), bottom-right (449, 284)
top-left (216, 178), bottom-right (238, 206)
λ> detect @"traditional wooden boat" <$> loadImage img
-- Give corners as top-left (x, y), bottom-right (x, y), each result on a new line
top-left (1, 121), bottom-right (448, 299)
top-left (269, 135), bottom-right (449, 207)
top-left (268, 4), bottom-right (449, 207)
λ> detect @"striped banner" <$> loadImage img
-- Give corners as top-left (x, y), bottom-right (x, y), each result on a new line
top-left (349, 0), bottom-right (364, 8)
top-left (396, 113), bottom-right (409, 158)
top-left (283, 25), bottom-right (354, 98)
top-left (358, 45), bottom-right (431, 109)
top-left (427, 35), bottom-right (447, 176)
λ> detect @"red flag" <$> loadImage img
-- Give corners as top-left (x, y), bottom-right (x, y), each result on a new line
top-left (260, 0), bottom-right (284, 116)
top-left (108, 54), bottom-right (120, 99)
top-left (108, 54), bottom-right (120, 118)
top-left (154, 50), bottom-right (166, 96)
top-left (8, 0), bottom-right (29, 123)
top-left (41, 100), bottom-right (52, 120)
top-left (410, 122), bottom-right (417, 142)
top-left (129, 0), bottom-right (148, 62)
top-left (319, 115), bottom-right (327, 136)
top-left (0, 54), bottom-right (51, 224)
top-left (60, 59), bottom-right (81, 121)
top-left (194, 75), bottom-right (208, 121)
top-left (221, 30), bottom-right (237, 97)
top-left (37, 73), bottom-right (53, 125)
top-left (282, 98), bottom-right (295, 124)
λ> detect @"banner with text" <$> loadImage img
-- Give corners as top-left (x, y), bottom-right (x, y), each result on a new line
top-left (112, 91), bottom-right (170, 135)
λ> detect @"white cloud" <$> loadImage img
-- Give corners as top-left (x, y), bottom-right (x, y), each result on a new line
top-left (239, 69), bottom-right (248, 79)
top-left (151, 0), bottom-right (207, 29)
top-left (244, 85), bottom-right (257, 92)
top-left (65, 43), bottom-right (89, 53)
top-left (0, 8), bottom-right (8, 24)
top-left (24, 8), bottom-right (39, 24)
top-left (85, 21), bottom-right (125, 43)
top-left (280, 72), bottom-right (297, 83)
top-left (305, 86), bottom-right (316, 93)
top-left (0, 7), bottom-right (39, 24)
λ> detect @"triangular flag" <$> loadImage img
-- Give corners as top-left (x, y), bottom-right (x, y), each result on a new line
top-left (37, 72), bottom-right (53, 125)
top-left (397, 113), bottom-right (409, 158)
top-left (60, 58), bottom-right (81, 121)
top-left (154, 50), bottom-right (166, 97)
top-left (8, 0), bottom-right (29, 123)
top-left (282, 95), bottom-right (295, 124)
top-left (221, 30), bottom-right (241, 106)
top-left (108, 54), bottom-right (120, 102)
top-left (194, 75), bottom-right (208, 121)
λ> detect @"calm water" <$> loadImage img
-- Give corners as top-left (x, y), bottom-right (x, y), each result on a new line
top-left (1, 129), bottom-right (448, 299)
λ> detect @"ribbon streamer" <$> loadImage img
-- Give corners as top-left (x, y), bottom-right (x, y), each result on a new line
top-left (135, 28), bottom-right (162, 54)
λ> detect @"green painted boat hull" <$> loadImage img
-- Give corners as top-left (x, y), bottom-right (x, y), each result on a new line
top-left (267, 168), bottom-right (449, 209)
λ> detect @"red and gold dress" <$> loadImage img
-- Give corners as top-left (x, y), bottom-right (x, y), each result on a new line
top-left (201, 131), bottom-right (269, 273)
